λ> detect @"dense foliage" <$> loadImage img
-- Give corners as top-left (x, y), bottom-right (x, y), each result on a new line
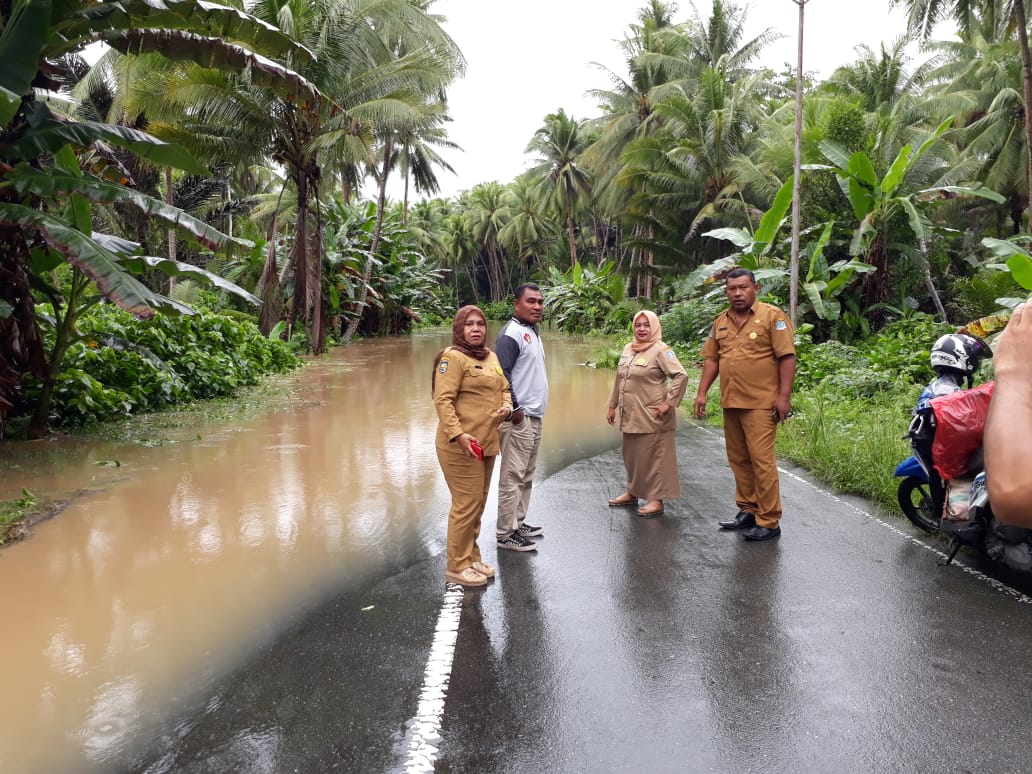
top-left (17, 306), bottom-right (298, 429)
top-left (6, 0), bottom-right (1032, 440)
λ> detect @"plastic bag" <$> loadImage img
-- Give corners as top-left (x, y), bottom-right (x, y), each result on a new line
top-left (930, 380), bottom-right (994, 479)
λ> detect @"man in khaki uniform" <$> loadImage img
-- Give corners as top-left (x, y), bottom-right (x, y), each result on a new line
top-left (694, 269), bottom-right (796, 541)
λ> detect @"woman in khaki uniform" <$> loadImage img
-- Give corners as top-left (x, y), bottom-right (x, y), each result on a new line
top-left (606, 310), bottom-right (689, 516)
top-left (432, 306), bottom-right (513, 587)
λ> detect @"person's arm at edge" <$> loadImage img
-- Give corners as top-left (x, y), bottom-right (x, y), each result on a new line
top-left (495, 331), bottom-right (523, 420)
top-left (433, 355), bottom-right (473, 453)
top-left (694, 358), bottom-right (719, 419)
top-left (773, 354), bottom-right (796, 422)
top-left (985, 303), bottom-right (1032, 527)
top-left (607, 346), bottom-right (624, 425)
top-left (658, 346), bottom-right (689, 414)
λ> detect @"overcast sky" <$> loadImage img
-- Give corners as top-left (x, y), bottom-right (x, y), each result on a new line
top-left (420, 0), bottom-right (946, 201)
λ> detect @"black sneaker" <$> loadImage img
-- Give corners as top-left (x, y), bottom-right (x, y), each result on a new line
top-left (497, 532), bottom-right (537, 552)
top-left (517, 522), bottom-right (544, 538)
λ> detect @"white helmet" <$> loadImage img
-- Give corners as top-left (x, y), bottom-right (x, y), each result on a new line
top-left (929, 333), bottom-right (992, 377)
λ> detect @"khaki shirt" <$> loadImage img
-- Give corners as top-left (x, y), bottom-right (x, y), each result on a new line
top-left (609, 341), bottom-right (688, 434)
top-left (433, 348), bottom-right (512, 455)
top-left (700, 300), bottom-right (795, 409)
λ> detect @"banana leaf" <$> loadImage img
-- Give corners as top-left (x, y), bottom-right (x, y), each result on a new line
top-left (104, 30), bottom-right (319, 107)
top-left (0, 203), bottom-right (193, 318)
top-left (119, 255), bottom-right (260, 305)
top-left (54, 0), bottom-right (314, 63)
top-left (0, 0), bottom-right (50, 126)
top-left (5, 103), bottom-right (209, 174)
top-left (5, 164), bottom-right (251, 251)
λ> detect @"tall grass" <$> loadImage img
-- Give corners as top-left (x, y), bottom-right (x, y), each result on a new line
top-left (776, 382), bottom-right (923, 512)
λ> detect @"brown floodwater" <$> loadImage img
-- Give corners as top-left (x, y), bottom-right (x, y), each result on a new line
top-left (0, 329), bottom-right (621, 772)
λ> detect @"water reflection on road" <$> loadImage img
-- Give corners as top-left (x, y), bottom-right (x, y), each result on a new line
top-left (0, 328), bottom-right (620, 773)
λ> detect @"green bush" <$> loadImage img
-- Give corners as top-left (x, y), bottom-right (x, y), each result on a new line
top-left (50, 368), bottom-right (134, 425)
top-left (794, 314), bottom-right (951, 397)
top-left (543, 262), bottom-right (627, 334)
top-left (479, 300), bottom-right (513, 320)
top-left (778, 381), bottom-right (922, 511)
top-left (949, 269), bottom-right (1025, 320)
top-left (26, 305), bottom-right (299, 428)
top-left (661, 294), bottom-right (726, 349)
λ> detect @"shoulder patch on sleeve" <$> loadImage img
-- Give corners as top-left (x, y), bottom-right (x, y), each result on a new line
top-left (775, 320), bottom-right (788, 331)
top-left (438, 359), bottom-right (449, 373)
top-left (664, 349), bottom-right (676, 358)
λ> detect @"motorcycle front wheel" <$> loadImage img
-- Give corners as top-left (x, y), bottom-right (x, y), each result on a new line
top-left (897, 477), bottom-right (939, 533)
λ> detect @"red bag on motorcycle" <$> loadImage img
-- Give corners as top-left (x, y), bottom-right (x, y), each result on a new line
top-left (929, 380), bottom-right (994, 479)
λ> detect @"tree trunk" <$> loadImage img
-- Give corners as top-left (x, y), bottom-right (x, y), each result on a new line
top-left (310, 184), bottom-right (326, 354)
top-left (0, 233), bottom-right (47, 433)
top-left (643, 223), bottom-right (654, 299)
top-left (166, 167), bottom-right (177, 293)
top-left (489, 246), bottom-right (503, 300)
top-left (289, 175), bottom-right (310, 350)
top-left (567, 211), bottom-right (577, 268)
top-left (789, 0), bottom-right (808, 328)
top-left (403, 168), bottom-right (410, 226)
top-left (342, 135), bottom-right (393, 345)
top-left (918, 238), bottom-right (948, 321)
top-left (1016, 1), bottom-right (1032, 229)
top-left (256, 218), bottom-right (282, 336)
top-left (28, 275), bottom-right (85, 439)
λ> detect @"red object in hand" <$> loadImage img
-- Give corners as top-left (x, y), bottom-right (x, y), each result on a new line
top-left (469, 439), bottom-right (484, 460)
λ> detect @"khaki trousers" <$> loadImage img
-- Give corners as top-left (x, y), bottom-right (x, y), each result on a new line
top-left (437, 449), bottom-right (496, 573)
top-left (722, 408), bottom-right (782, 528)
top-left (496, 416), bottom-right (542, 538)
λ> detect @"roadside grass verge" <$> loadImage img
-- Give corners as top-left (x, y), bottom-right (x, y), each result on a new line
top-left (776, 383), bottom-right (922, 514)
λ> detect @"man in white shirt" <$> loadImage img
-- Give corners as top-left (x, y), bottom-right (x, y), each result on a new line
top-left (495, 284), bottom-right (549, 552)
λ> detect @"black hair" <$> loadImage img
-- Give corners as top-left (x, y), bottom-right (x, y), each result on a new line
top-left (726, 268), bottom-right (757, 284)
top-left (514, 283), bottom-right (542, 301)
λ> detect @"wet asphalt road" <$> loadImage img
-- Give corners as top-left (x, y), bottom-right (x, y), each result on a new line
top-left (130, 422), bottom-right (1032, 774)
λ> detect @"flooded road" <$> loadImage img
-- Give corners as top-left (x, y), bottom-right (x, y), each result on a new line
top-left (0, 329), bottom-right (620, 773)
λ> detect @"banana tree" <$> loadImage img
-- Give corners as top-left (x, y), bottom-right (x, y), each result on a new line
top-left (981, 236), bottom-right (1032, 302)
top-left (0, 0), bottom-right (316, 437)
top-left (798, 221), bottom-right (875, 321)
top-left (690, 178), bottom-right (795, 294)
top-left (811, 117), bottom-right (1006, 319)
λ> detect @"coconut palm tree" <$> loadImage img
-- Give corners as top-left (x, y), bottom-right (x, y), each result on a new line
top-left (926, 22), bottom-right (1028, 229)
top-left (465, 182), bottom-right (510, 300)
top-left (526, 109), bottom-right (593, 268)
top-left (394, 108), bottom-right (460, 222)
top-left (890, 0), bottom-right (1032, 225)
top-left (498, 173), bottom-right (560, 278)
top-left (131, 0), bottom-right (464, 352)
top-left (825, 37), bottom-right (938, 163)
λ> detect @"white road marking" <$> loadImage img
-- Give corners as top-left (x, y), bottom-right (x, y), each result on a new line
top-left (688, 422), bottom-right (1030, 604)
top-left (781, 468), bottom-right (1032, 605)
top-left (400, 584), bottom-right (465, 772)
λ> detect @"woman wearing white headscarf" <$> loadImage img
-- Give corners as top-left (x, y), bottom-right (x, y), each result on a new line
top-left (606, 310), bottom-right (688, 516)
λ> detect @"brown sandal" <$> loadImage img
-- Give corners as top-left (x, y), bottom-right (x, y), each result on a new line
top-left (637, 501), bottom-right (664, 517)
top-left (608, 494), bottom-right (637, 507)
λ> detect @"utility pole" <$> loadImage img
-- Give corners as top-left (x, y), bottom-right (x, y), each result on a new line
top-left (789, 0), bottom-right (809, 328)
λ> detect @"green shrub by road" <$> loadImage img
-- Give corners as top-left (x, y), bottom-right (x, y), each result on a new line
top-left (13, 306), bottom-right (299, 433)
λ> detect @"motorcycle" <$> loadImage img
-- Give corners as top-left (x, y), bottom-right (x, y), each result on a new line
top-left (895, 403), bottom-right (1032, 573)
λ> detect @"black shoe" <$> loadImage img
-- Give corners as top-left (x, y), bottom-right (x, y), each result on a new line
top-left (718, 510), bottom-right (755, 530)
top-left (497, 532), bottom-right (537, 552)
top-left (743, 525), bottom-right (781, 541)
top-left (517, 522), bottom-right (544, 538)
